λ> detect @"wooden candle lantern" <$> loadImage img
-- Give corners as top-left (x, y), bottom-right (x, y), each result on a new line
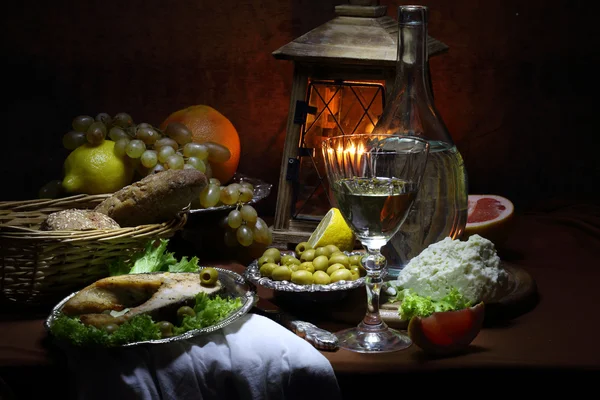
top-left (271, 0), bottom-right (448, 249)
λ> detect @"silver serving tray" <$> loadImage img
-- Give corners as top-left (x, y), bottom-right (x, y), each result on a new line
top-left (189, 173), bottom-right (272, 214)
top-left (244, 251), bottom-right (366, 293)
top-left (44, 268), bottom-right (257, 348)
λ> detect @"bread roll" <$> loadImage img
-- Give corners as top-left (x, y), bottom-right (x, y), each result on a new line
top-left (94, 169), bottom-right (207, 227)
top-left (40, 209), bottom-right (120, 231)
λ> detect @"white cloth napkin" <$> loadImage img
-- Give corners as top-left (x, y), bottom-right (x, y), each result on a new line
top-left (66, 313), bottom-right (341, 400)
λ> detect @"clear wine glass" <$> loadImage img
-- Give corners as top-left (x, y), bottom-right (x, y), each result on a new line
top-left (322, 134), bottom-right (429, 353)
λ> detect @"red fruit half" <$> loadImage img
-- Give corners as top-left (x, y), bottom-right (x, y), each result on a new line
top-left (408, 302), bottom-right (485, 356)
top-left (462, 194), bottom-right (514, 244)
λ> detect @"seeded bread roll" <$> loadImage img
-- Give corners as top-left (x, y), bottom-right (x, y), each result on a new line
top-left (40, 209), bottom-right (120, 231)
top-left (94, 169), bottom-right (207, 227)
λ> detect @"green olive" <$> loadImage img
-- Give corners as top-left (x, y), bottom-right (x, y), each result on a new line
top-left (330, 268), bottom-right (353, 283)
top-left (330, 251), bottom-right (345, 258)
top-left (299, 261), bottom-right (315, 273)
top-left (177, 306), bottom-right (196, 322)
top-left (300, 249), bottom-right (316, 262)
top-left (156, 321), bottom-right (174, 338)
top-left (328, 253), bottom-right (350, 268)
top-left (291, 269), bottom-right (314, 285)
top-left (295, 241), bottom-right (312, 257)
top-left (259, 262), bottom-right (278, 278)
top-left (325, 244), bottom-right (340, 254)
top-left (349, 270), bottom-right (360, 281)
top-left (312, 270), bottom-right (331, 285)
top-left (263, 247), bottom-right (281, 264)
top-left (349, 255), bottom-right (362, 266)
top-left (327, 263), bottom-right (346, 276)
top-left (289, 263), bottom-right (301, 272)
top-left (258, 255), bottom-right (275, 267)
top-left (312, 255), bottom-right (329, 272)
top-left (281, 255), bottom-right (301, 265)
top-left (271, 265), bottom-right (292, 281)
top-left (104, 323), bottom-right (119, 334)
top-left (349, 264), bottom-right (367, 277)
top-left (314, 246), bottom-right (331, 258)
top-left (199, 267), bottom-right (219, 286)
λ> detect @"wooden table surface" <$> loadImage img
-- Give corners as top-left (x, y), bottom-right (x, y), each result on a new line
top-left (1, 202), bottom-right (599, 397)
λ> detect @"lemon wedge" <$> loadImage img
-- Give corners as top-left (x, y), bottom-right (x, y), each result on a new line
top-left (307, 208), bottom-right (356, 252)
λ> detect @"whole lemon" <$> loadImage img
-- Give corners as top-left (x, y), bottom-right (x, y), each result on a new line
top-left (62, 140), bottom-right (134, 195)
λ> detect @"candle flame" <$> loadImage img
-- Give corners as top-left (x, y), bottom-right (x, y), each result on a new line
top-left (338, 142), bottom-right (365, 165)
top-left (327, 140), bottom-right (366, 167)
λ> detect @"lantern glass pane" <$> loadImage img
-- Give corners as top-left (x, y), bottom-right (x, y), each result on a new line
top-left (293, 80), bottom-right (385, 221)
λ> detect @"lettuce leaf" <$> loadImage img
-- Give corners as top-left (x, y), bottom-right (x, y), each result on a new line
top-left (108, 315), bottom-right (161, 345)
top-left (50, 314), bottom-right (161, 347)
top-left (394, 287), bottom-right (471, 320)
top-left (433, 287), bottom-right (471, 313)
top-left (109, 239), bottom-right (201, 276)
top-left (168, 256), bottom-right (200, 273)
top-left (108, 258), bottom-right (132, 277)
top-left (129, 239), bottom-right (177, 274)
top-left (395, 289), bottom-right (436, 320)
top-left (174, 293), bottom-right (243, 335)
top-left (50, 314), bottom-right (111, 347)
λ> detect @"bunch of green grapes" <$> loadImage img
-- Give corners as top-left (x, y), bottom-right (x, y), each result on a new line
top-left (61, 112), bottom-right (231, 178)
top-left (199, 178), bottom-right (272, 247)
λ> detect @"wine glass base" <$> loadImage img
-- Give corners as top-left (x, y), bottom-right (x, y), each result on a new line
top-left (335, 325), bottom-right (412, 353)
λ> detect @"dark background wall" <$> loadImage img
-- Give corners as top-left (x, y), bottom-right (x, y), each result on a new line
top-left (1, 0), bottom-right (598, 214)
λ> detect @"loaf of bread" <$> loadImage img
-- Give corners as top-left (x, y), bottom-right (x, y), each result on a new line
top-left (94, 169), bottom-right (207, 227)
top-left (40, 209), bottom-right (121, 231)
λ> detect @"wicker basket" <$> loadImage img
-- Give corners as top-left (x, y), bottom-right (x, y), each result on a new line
top-left (0, 194), bottom-right (188, 306)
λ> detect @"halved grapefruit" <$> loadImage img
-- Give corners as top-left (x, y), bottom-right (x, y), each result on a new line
top-left (408, 302), bottom-right (485, 356)
top-left (462, 194), bottom-right (514, 245)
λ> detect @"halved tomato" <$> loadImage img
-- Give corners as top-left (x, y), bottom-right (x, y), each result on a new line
top-left (408, 302), bottom-right (485, 355)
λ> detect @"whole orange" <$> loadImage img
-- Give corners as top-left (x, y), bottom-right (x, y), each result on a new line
top-left (160, 105), bottom-right (241, 183)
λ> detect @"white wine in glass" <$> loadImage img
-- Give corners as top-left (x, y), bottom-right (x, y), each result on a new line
top-left (322, 134), bottom-right (429, 353)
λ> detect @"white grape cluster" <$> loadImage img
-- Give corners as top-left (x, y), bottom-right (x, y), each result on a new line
top-left (58, 112), bottom-right (273, 248)
top-left (199, 178), bottom-right (272, 247)
top-left (62, 112), bottom-right (231, 178)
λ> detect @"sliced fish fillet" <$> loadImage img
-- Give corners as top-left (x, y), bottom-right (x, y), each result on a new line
top-left (62, 272), bottom-right (222, 328)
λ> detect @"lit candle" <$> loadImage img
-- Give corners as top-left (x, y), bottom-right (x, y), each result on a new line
top-left (328, 140), bottom-right (365, 170)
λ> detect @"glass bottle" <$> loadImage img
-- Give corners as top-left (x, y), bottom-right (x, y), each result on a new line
top-left (373, 5), bottom-right (468, 277)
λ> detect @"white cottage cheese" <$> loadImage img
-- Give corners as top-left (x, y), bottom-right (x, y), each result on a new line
top-left (390, 234), bottom-right (509, 303)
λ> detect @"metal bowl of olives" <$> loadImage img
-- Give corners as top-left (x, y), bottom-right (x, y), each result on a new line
top-left (243, 245), bottom-right (366, 302)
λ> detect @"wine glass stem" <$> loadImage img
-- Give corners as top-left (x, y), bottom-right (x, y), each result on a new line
top-left (361, 246), bottom-right (387, 328)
